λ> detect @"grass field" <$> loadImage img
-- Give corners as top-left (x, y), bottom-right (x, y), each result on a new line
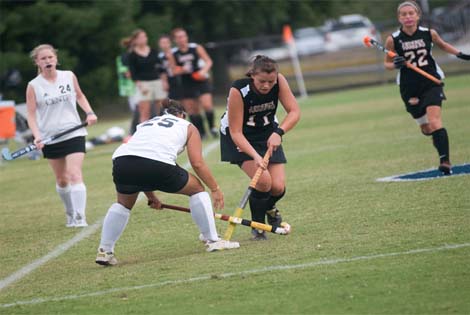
top-left (1, 74), bottom-right (469, 314)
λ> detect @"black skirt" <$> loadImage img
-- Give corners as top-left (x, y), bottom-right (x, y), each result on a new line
top-left (42, 136), bottom-right (86, 159)
top-left (220, 127), bottom-right (287, 165)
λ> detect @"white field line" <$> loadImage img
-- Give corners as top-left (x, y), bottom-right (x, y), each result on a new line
top-left (1, 242), bottom-right (469, 308)
top-left (0, 141), bottom-right (219, 292)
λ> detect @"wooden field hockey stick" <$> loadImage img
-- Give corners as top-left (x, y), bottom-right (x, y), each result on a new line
top-left (363, 36), bottom-right (443, 86)
top-left (1, 122), bottom-right (88, 161)
top-left (159, 203), bottom-right (291, 235)
top-left (223, 148), bottom-right (273, 241)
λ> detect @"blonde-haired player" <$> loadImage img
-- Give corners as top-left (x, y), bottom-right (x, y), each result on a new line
top-left (27, 44), bottom-right (98, 227)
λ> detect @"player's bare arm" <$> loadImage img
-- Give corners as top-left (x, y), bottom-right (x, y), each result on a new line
top-left (196, 44), bottom-right (213, 75)
top-left (26, 84), bottom-right (44, 149)
top-left (227, 87), bottom-right (263, 167)
top-left (72, 73), bottom-right (97, 125)
top-left (384, 36), bottom-right (396, 70)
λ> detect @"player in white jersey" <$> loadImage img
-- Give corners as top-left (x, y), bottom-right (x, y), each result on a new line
top-left (95, 100), bottom-right (239, 266)
top-left (26, 44), bottom-right (98, 228)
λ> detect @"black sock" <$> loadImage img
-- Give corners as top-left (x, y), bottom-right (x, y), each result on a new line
top-left (267, 188), bottom-right (286, 210)
top-left (248, 189), bottom-right (270, 224)
top-left (431, 128), bottom-right (450, 163)
top-left (189, 114), bottom-right (206, 137)
top-left (205, 110), bottom-right (215, 129)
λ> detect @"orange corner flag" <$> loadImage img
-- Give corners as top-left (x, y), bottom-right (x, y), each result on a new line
top-left (283, 25), bottom-right (294, 44)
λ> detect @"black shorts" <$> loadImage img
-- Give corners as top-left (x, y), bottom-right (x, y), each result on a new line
top-left (180, 76), bottom-right (212, 98)
top-left (113, 155), bottom-right (189, 194)
top-left (42, 136), bottom-right (86, 159)
top-left (168, 76), bottom-right (183, 100)
top-left (400, 85), bottom-right (446, 119)
top-left (220, 127), bottom-right (287, 165)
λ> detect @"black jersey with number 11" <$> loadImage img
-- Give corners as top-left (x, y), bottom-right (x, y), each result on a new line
top-left (231, 77), bottom-right (279, 139)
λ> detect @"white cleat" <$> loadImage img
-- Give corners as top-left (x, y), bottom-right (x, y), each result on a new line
top-left (65, 216), bottom-right (75, 228)
top-left (95, 248), bottom-right (118, 266)
top-left (206, 239), bottom-right (240, 252)
top-left (74, 217), bottom-right (88, 227)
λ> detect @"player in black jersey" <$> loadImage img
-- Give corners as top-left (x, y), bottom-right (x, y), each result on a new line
top-left (172, 28), bottom-right (217, 139)
top-left (220, 55), bottom-right (301, 240)
top-left (384, 1), bottom-right (470, 175)
top-left (158, 35), bottom-right (182, 101)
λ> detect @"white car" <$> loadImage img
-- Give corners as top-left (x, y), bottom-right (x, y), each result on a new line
top-left (250, 46), bottom-right (290, 61)
top-left (324, 14), bottom-right (380, 51)
top-left (294, 27), bottom-right (326, 56)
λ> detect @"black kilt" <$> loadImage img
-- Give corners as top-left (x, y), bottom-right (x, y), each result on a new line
top-left (220, 127), bottom-right (286, 165)
top-left (42, 136), bottom-right (86, 159)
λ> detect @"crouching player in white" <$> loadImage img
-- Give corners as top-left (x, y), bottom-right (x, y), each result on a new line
top-left (96, 99), bottom-right (239, 266)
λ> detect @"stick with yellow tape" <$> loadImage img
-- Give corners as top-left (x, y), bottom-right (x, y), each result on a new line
top-left (223, 148), bottom-right (272, 241)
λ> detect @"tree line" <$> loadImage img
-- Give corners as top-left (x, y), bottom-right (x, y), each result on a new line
top-left (0, 0), bottom-right (451, 106)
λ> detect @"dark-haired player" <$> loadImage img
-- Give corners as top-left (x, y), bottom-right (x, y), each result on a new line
top-left (96, 100), bottom-right (239, 266)
top-left (385, 1), bottom-right (470, 175)
top-left (171, 28), bottom-right (217, 139)
top-left (220, 55), bottom-right (301, 240)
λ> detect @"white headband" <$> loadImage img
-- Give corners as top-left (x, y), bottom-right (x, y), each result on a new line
top-left (397, 1), bottom-right (420, 13)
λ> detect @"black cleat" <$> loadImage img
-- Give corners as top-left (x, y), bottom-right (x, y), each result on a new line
top-left (438, 162), bottom-right (452, 175)
top-left (266, 207), bottom-right (282, 227)
top-left (251, 229), bottom-right (267, 241)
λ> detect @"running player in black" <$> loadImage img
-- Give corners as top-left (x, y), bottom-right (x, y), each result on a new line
top-left (220, 55), bottom-right (301, 240)
top-left (385, 1), bottom-right (470, 175)
top-left (158, 35), bottom-right (182, 102)
top-left (172, 27), bottom-right (217, 139)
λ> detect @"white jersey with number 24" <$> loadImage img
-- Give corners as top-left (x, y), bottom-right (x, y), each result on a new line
top-left (112, 114), bottom-right (191, 165)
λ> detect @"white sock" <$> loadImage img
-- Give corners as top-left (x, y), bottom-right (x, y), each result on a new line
top-left (70, 183), bottom-right (87, 221)
top-left (99, 203), bottom-right (130, 253)
top-left (56, 184), bottom-right (74, 223)
top-left (189, 192), bottom-right (219, 242)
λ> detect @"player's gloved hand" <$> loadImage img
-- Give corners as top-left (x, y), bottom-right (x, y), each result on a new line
top-left (457, 52), bottom-right (470, 60)
top-left (393, 55), bottom-right (407, 69)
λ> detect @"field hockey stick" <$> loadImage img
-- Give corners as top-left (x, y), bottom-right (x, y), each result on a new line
top-left (1, 122), bottom-right (88, 161)
top-left (159, 203), bottom-right (291, 235)
top-left (363, 36), bottom-right (443, 86)
top-left (223, 148), bottom-right (273, 241)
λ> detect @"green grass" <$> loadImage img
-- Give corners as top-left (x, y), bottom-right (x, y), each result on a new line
top-left (1, 74), bottom-right (470, 314)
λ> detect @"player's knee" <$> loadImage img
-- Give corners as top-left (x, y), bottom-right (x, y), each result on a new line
top-left (271, 185), bottom-right (285, 197)
top-left (421, 128), bottom-right (432, 136)
top-left (420, 124), bottom-right (433, 136)
top-left (255, 180), bottom-right (271, 192)
top-left (68, 170), bottom-right (83, 183)
top-left (56, 178), bottom-right (68, 187)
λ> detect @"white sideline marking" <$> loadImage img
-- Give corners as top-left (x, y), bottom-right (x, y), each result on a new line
top-left (0, 141), bottom-right (219, 292)
top-left (1, 242), bottom-right (469, 308)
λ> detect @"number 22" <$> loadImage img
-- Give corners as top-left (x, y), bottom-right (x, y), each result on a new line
top-left (404, 49), bottom-right (429, 67)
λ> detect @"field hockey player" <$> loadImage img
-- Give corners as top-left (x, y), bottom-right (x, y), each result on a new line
top-left (384, 1), bottom-right (470, 175)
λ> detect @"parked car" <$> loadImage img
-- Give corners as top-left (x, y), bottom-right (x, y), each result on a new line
top-left (324, 14), bottom-right (379, 51)
top-left (293, 27), bottom-right (326, 56)
top-left (250, 46), bottom-right (290, 61)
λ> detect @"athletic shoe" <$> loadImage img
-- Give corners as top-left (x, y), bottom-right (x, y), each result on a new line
top-left (199, 233), bottom-right (221, 244)
top-left (74, 219), bottom-right (88, 227)
top-left (95, 248), bottom-right (118, 266)
top-left (438, 162), bottom-right (452, 175)
top-left (266, 207), bottom-right (282, 227)
top-left (65, 216), bottom-right (75, 228)
top-left (210, 127), bottom-right (219, 138)
top-left (251, 229), bottom-right (267, 241)
top-left (206, 239), bottom-right (240, 252)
